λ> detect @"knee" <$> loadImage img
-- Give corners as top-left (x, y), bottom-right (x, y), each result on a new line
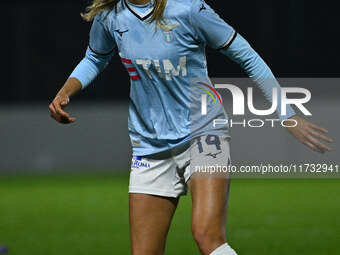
top-left (191, 221), bottom-right (225, 254)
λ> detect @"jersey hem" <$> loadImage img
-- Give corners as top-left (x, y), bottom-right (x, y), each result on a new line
top-left (132, 135), bottom-right (191, 156)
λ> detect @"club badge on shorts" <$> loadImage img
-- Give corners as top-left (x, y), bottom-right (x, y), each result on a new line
top-left (159, 23), bottom-right (179, 43)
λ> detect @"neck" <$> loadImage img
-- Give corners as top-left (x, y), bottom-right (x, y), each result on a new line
top-left (128, 0), bottom-right (151, 5)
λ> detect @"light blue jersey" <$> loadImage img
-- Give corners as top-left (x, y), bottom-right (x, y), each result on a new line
top-left (70, 0), bottom-right (295, 156)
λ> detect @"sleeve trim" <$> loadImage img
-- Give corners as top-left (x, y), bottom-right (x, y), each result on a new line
top-left (88, 44), bottom-right (115, 56)
top-left (218, 30), bottom-right (237, 50)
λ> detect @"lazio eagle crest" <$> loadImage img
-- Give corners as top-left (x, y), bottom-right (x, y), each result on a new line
top-left (159, 23), bottom-right (180, 43)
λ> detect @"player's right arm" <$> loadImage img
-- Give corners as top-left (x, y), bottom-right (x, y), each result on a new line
top-left (49, 77), bottom-right (81, 124)
top-left (49, 12), bottom-right (116, 124)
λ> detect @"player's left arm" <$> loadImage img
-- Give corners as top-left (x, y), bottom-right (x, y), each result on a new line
top-left (189, 0), bottom-right (332, 153)
top-left (221, 34), bottom-right (332, 153)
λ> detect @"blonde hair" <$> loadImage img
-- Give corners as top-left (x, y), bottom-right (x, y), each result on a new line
top-left (81, 0), bottom-right (167, 26)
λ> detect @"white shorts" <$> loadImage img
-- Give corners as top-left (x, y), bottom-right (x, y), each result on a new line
top-left (129, 135), bottom-right (231, 198)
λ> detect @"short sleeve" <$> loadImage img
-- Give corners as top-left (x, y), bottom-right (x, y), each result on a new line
top-left (89, 12), bottom-right (116, 55)
top-left (189, 0), bottom-right (236, 49)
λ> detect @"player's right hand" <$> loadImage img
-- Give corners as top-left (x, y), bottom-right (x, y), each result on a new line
top-left (49, 94), bottom-right (76, 124)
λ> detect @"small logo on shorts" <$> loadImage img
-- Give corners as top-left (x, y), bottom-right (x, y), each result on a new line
top-left (131, 156), bottom-right (151, 169)
top-left (205, 151), bottom-right (222, 159)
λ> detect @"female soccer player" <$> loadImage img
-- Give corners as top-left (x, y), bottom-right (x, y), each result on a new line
top-left (49, 0), bottom-right (332, 254)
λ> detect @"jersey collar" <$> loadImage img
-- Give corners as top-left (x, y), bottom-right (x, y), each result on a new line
top-left (123, 0), bottom-right (154, 21)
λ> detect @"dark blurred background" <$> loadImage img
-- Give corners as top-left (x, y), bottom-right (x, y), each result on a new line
top-left (1, 0), bottom-right (339, 103)
top-left (0, 2), bottom-right (339, 254)
top-left (0, 0), bottom-right (339, 171)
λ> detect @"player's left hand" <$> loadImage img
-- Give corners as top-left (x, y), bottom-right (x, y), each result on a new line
top-left (285, 115), bottom-right (333, 153)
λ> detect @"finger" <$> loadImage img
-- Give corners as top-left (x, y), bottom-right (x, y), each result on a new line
top-left (49, 107), bottom-right (66, 123)
top-left (310, 130), bottom-right (333, 143)
top-left (309, 123), bottom-right (328, 133)
top-left (52, 100), bottom-right (69, 118)
top-left (60, 101), bottom-right (68, 106)
top-left (302, 140), bottom-right (324, 153)
top-left (50, 112), bottom-right (75, 124)
top-left (60, 116), bottom-right (70, 124)
top-left (56, 96), bottom-right (69, 106)
top-left (49, 106), bottom-right (59, 120)
top-left (63, 117), bottom-right (76, 123)
top-left (60, 116), bottom-right (76, 124)
top-left (307, 135), bottom-right (332, 152)
top-left (49, 104), bottom-right (57, 114)
top-left (50, 112), bottom-right (62, 123)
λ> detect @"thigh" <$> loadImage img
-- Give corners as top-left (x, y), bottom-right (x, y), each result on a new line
top-left (188, 135), bottom-right (232, 237)
top-left (188, 177), bottom-right (231, 234)
top-left (129, 193), bottom-right (179, 255)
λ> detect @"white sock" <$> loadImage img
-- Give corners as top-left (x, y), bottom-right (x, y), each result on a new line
top-left (210, 243), bottom-right (238, 255)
